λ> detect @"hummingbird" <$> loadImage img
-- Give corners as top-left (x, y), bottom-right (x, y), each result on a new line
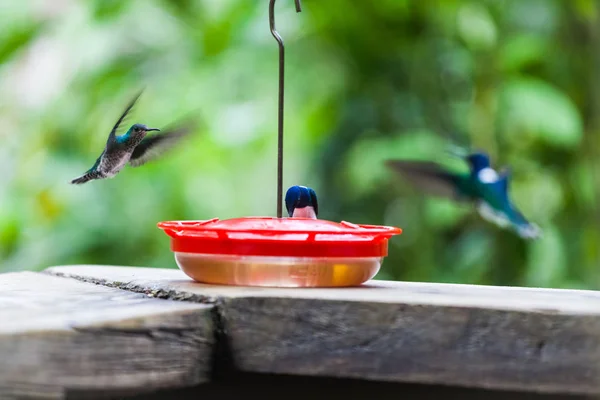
top-left (285, 185), bottom-right (318, 218)
top-left (70, 91), bottom-right (194, 185)
top-left (385, 151), bottom-right (542, 239)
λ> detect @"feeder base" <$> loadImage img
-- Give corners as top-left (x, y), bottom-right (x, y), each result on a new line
top-left (174, 253), bottom-right (383, 287)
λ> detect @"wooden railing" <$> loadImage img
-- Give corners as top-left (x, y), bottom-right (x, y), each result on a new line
top-left (1, 265), bottom-right (598, 399)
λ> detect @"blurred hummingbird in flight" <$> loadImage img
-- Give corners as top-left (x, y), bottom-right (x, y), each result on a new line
top-left (385, 150), bottom-right (542, 239)
top-left (285, 185), bottom-right (318, 218)
top-left (70, 91), bottom-right (195, 185)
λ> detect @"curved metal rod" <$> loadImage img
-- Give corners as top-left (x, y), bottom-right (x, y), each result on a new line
top-left (269, 0), bottom-right (302, 218)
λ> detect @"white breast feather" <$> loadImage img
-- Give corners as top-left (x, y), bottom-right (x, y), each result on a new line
top-left (477, 167), bottom-right (499, 183)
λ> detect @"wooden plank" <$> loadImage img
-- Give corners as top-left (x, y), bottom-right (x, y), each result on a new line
top-left (45, 265), bottom-right (600, 396)
top-left (0, 272), bottom-right (215, 399)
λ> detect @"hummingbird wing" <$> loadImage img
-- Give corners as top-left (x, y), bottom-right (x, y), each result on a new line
top-left (385, 160), bottom-right (464, 200)
top-left (106, 90), bottom-right (143, 146)
top-left (128, 119), bottom-right (196, 167)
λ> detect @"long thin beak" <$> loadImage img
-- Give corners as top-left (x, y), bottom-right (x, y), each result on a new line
top-left (146, 128), bottom-right (160, 132)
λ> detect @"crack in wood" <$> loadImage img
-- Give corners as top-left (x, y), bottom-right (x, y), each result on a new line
top-left (48, 271), bottom-right (217, 304)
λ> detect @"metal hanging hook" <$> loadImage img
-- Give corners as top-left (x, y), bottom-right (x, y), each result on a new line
top-left (269, 0), bottom-right (302, 218)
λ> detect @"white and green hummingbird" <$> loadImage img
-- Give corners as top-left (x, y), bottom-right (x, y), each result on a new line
top-left (70, 91), bottom-right (194, 185)
top-left (385, 150), bottom-right (542, 239)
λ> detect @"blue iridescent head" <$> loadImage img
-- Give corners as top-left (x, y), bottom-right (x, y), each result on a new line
top-left (465, 151), bottom-right (491, 173)
top-left (285, 185), bottom-right (319, 218)
top-left (128, 123), bottom-right (160, 137)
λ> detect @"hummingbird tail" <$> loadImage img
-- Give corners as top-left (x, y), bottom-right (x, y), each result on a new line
top-left (516, 222), bottom-right (543, 240)
top-left (70, 171), bottom-right (100, 185)
top-left (476, 201), bottom-right (543, 240)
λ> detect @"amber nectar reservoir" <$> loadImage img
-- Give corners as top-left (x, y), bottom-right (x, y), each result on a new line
top-left (157, 217), bottom-right (402, 287)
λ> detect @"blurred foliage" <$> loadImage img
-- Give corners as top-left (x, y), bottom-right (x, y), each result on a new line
top-left (0, 0), bottom-right (599, 289)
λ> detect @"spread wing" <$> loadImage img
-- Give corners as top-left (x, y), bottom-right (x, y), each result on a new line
top-left (106, 89), bottom-right (143, 146)
top-left (129, 118), bottom-right (197, 167)
top-left (385, 159), bottom-right (462, 200)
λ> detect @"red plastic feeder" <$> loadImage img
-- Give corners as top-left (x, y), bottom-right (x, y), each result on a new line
top-left (157, 217), bottom-right (402, 287)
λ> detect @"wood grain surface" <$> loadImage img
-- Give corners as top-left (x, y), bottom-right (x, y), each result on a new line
top-left (44, 264), bottom-right (600, 395)
top-left (0, 271), bottom-right (214, 399)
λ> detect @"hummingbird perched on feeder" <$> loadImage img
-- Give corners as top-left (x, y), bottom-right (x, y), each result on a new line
top-left (385, 150), bottom-right (542, 239)
top-left (285, 185), bottom-right (318, 218)
top-left (70, 91), bottom-right (195, 185)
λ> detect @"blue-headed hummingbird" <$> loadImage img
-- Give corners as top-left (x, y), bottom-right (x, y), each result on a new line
top-left (285, 185), bottom-right (318, 218)
top-left (385, 150), bottom-right (542, 239)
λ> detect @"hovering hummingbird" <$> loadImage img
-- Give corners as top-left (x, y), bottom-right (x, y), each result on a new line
top-left (70, 91), bottom-right (194, 185)
top-left (385, 151), bottom-right (542, 239)
top-left (285, 185), bottom-right (318, 218)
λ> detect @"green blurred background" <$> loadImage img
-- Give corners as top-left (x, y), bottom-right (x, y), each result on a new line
top-left (1, 0), bottom-right (598, 289)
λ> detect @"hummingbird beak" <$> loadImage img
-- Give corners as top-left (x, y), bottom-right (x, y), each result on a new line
top-left (146, 128), bottom-right (160, 132)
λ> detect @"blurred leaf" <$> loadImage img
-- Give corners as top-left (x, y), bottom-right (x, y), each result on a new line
top-left (444, 228), bottom-right (493, 284)
top-left (510, 169), bottom-right (564, 222)
top-left (36, 189), bottom-right (63, 222)
top-left (506, 0), bottom-right (559, 34)
top-left (525, 225), bottom-right (565, 287)
top-left (0, 217), bottom-right (19, 258)
top-left (0, 23), bottom-right (45, 63)
top-left (498, 78), bottom-right (583, 149)
top-left (568, 160), bottom-right (597, 211)
top-left (456, 3), bottom-right (497, 50)
top-left (423, 197), bottom-right (470, 229)
top-left (573, 0), bottom-right (597, 21)
top-left (91, 0), bottom-right (128, 21)
top-left (499, 34), bottom-right (547, 72)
